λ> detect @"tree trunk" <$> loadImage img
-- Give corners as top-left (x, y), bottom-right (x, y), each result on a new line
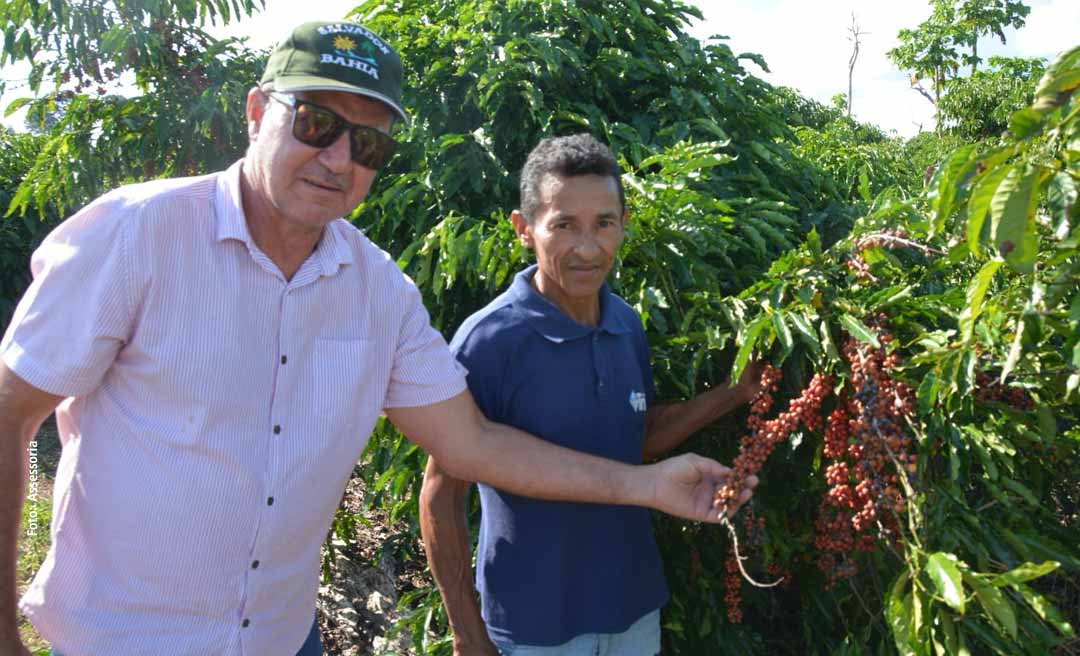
top-left (934, 66), bottom-right (942, 135)
top-left (972, 32), bottom-right (979, 75)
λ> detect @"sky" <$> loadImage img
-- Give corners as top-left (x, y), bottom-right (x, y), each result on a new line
top-left (2, 0), bottom-right (1078, 137)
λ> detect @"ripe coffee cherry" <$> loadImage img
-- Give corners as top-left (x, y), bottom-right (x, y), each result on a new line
top-left (715, 369), bottom-right (831, 517)
top-left (813, 318), bottom-right (918, 587)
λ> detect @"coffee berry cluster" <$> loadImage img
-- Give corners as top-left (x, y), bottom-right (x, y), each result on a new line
top-left (814, 317), bottom-right (917, 589)
top-left (974, 372), bottom-right (1035, 411)
top-left (714, 365), bottom-right (831, 518)
top-left (716, 365), bottom-right (830, 621)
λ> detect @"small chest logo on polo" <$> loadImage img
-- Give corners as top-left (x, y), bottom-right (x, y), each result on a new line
top-left (629, 390), bottom-right (647, 413)
top-left (318, 24), bottom-right (389, 79)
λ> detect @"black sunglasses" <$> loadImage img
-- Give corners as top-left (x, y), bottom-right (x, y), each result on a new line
top-left (267, 91), bottom-right (398, 170)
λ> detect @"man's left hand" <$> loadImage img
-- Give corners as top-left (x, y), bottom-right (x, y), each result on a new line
top-left (645, 453), bottom-right (757, 523)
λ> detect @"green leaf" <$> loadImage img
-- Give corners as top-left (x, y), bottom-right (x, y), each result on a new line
top-left (1032, 49), bottom-right (1080, 112)
top-left (806, 227), bottom-right (822, 261)
top-left (887, 573), bottom-right (916, 656)
top-left (1045, 172), bottom-right (1078, 239)
top-left (858, 166), bottom-right (871, 202)
top-left (820, 318), bottom-right (840, 362)
top-left (926, 553), bottom-right (966, 614)
top-left (990, 164), bottom-right (1040, 274)
top-left (839, 313), bottom-right (881, 348)
top-left (731, 314), bottom-right (769, 387)
top-left (930, 145), bottom-right (977, 237)
top-left (958, 258), bottom-right (1003, 343)
top-left (1012, 583), bottom-right (1075, 636)
top-left (967, 165), bottom-right (1008, 256)
top-left (973, 580), bottom-right (1018, 638)
top-left (1007, 108), bottom-right (1044, 139)
top-left (992, 561), bottom-right (1060, 587)
top-left (773, 311), bottom-right (794, 356)
top-left (789, 311), bottom-right (822, 357)
top-left (3, 95), bottom-right (31, 117)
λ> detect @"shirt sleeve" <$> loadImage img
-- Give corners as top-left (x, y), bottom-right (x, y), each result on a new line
top-left (0, 194), bottom-right (136, 397)
top-left (382, 276), bottom-right (467, 409)
top-left (449, 322), bottom-right (504, 423)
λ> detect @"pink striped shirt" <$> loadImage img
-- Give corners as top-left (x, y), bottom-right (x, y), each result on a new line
top-left (1, 161), bottom-right (466, 655)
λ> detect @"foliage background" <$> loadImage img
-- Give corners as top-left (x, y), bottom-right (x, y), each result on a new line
top-left (2, 0), bottom-right (1077, 654)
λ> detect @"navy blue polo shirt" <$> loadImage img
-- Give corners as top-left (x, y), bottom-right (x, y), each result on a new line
top-left (449, 264), bottom-right (669, 646)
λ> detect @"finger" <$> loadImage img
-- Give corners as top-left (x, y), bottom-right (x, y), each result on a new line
top-left (687, 453), bottom-right (731, 479)
top-left (744, 474), bottom-right (759, 490)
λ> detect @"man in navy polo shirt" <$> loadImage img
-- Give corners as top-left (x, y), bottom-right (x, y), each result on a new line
top-left (419, 134), bottom-right (761, 656)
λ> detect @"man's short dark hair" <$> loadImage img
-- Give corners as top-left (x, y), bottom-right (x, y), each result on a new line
top-left (519, 134), bottom-right (625, 222)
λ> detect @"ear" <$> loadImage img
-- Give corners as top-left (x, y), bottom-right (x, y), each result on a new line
top-left (245, 87), bottom-right (269, 142)
top-left (510, 209), bottom-right (534, 249)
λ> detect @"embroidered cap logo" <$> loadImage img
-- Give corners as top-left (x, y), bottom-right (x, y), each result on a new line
top-left (260, 21), bottom-right (408, 123)
top-left (321, 30), bottom-right (382, 79)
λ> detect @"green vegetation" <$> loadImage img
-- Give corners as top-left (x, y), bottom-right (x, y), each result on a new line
top-left (888, 0), bottom-right (1031, 131)
top-left (2, 0), bottom-right (1076, 654)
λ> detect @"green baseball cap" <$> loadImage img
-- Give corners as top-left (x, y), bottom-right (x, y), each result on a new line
top-left (260, 21), bottom-right (407, 122)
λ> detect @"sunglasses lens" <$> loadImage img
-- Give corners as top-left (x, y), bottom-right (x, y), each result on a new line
top-left (350, 127), bottom-right (397, 170)
top-left (282, 95), bottom-right (398, 170)
top-left (292, 104), bottom-right (342, 148)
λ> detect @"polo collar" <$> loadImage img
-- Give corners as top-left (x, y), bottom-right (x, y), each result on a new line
top-left (510, 264), bottom-right (631, 342)
top-left (214, 159), bottom-right (354, 277)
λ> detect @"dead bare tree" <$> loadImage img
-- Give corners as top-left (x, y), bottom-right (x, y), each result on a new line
top-left (847, 12), bottom-right (869, 119)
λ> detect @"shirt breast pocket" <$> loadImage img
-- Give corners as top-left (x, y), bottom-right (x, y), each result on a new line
top-left (306, 338), bottom-right (387, 445)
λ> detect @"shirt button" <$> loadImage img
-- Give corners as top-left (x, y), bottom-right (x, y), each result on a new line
top-left (267, 497), bottom-right (274, 506)
top-left (242, 618), bottom-right (250, 628)
top-left (280, 355), bottom-right (287, 365)
top-left (273, 425), bottom-right (281, 435)
top-left (251, 560), bottom-right (260, 569)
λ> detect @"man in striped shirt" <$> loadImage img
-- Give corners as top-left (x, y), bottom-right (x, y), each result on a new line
top-left (0, 22), bottom-right (754, 656)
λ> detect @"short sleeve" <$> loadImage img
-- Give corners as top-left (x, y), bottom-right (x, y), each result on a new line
top-left (382, 278), bottom-right (467, 409)
top-left (0, 195), bottom-right (135, 397)
top-left (449, 322), bottom-right (505, 423)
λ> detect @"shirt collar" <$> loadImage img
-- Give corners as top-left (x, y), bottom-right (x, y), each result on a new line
top-left (214, 159), bottom-right (353, 277)
top-left (509, 264), bottom-right (631, 342)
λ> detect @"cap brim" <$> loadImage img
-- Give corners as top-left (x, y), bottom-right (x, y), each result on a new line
top-left (269, 75), bottom-right (409, 123)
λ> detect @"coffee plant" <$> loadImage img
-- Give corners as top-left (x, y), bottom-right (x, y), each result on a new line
top-left (669, 47), bottom-right (1079, 654)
